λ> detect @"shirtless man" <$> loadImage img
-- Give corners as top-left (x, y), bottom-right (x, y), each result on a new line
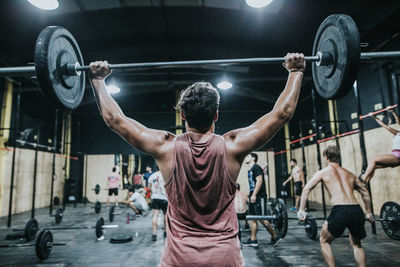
top-left (89, 53), bottom-right (304, 266)
top-left (297, 146), bottom-right (374, 267)
top-left (283, 158), bottom-right (305, 211)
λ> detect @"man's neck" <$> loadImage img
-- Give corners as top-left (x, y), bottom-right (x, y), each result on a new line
top-left (328, 162), bottom-right (340, 167)
top-left (249, 161), bottom-right (255, 168)
top-left (185, 122), bottom-right (215, 134)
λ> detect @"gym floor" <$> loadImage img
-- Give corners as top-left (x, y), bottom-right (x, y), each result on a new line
top-left (1, 202), bottom-right (399, 266)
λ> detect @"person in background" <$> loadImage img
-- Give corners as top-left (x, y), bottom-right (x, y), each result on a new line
top-left (123, 174), bottom-right (130, 189)
top-left (148, 170), bottom-right (168, 241)
top-left (243, 153), bottom-right (280, 247)
top-left (143, 165), bottom-right (153, 203)
top-left (361, 107), bottom-right (400, 183)
top-left (107, 166), bottom-right (121, 207)
top-left (235, 183), bottom-right (248, 242)
top-left (122, 187), bottom-right (149, 215)
top-left (133, 173), bottom-right (143, 189)
top-left (282, 159), bottom-right (305, 212)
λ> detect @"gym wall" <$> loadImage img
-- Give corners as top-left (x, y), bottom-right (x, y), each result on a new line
top-left (290, 125), bottom-right (400, 214)
top-left (0, 148), bottom-right (65, 217)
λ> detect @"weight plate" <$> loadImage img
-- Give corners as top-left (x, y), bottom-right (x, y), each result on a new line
top-left (95, 218), bottom-right (104, 238)
top-left (312, 14), bottom-right (360, 99)
top-left (34, 26), bottom-right (85, 110)
top-left (380, 201), bottom-right (400, 240)
top-left (110, 234), bottom-right (133, 244)
top-left (53, 196), bottom-right (60, 206)
top-left (55, 208), bottom-right (63, 224)
top-left (305, 218), bottom-right (318, 240)
top-left (277, 198), bottom-right (286, 212)
top-left (95, 184), bottom-right (100, 195)
top-left (109, 206), bottom-right (115, 223)
top-left (274, 206), bottom-right (288, 238)
top-left (35, 230), bottom-right (53, 260)
top-left (25, 218), bottom-right (39, 242)
top-left (95, 201), bottom-right (101, 214)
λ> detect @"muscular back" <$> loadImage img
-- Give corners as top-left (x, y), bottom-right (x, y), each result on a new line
top-left (320, 165), bottom-right (359, 205)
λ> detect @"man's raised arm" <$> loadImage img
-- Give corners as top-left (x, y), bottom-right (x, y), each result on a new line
top-left (224, 53), bottom-right (305, 160)
top-left (89, 61), bottom-right (174, 158)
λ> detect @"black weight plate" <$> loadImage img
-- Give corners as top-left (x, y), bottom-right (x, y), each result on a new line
top-left (277, 198), bottom-right (286, 212)
top-left (53, 196), bottom-right (60, 206)
top-left (95, 218), bottom-right (104, 238)
top-left (312, 14), bottom-right (360, 99)
top-left (95, 201), bottom-right (101, 214)
top-left (274, 206), bottom-right (288, 238)
top-left (35, 26), bottom-right (85, 110)
top-left (35, 230), bottom-right (53, 260)
top-left (380, 201), bottom-right (400, 240)
top-left (110, 234), bottom-right (133, 244)
top-left (95, 184), bottom-right (100, 195)
top-left (25, 218), bottom-right (39, 242)
top-left (55, 208), bottom-right (63, 224)
top-left (109, 206), bottom-right (115, 223)
top-left (305, 218), bottom-right (318, 240)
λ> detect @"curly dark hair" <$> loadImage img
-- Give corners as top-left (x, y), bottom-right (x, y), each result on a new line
top-left (176, 82), bottom-right (220, 132)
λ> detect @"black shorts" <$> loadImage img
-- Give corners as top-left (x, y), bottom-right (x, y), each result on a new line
top-left (248, 196), bottom-right (267, 216)
top-left (294, 181), bottom-right (302, 196)
top-left (237, 212), bottom-right (247, 221)
top-left (151, 198), bottom-right (168, 212)
top-left (327, 205), bottom-right (366, 239)
top-left (108, 188), bottom-right (118, 196)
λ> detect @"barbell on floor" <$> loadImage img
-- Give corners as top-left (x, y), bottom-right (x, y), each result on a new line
top-left (0, 230), bottom-right (66, 260)
top-left (246, 201), bottom-right (400, 241)
top-left (1, 14), bottom-right (400, 110)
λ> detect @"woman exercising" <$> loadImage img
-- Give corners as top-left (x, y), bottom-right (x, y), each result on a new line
top-left (361, 107), bottom-right (400, 183)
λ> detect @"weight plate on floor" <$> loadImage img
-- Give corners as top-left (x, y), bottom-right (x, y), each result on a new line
top-left (34, 26), bottom-right (85, 110)
top-left (25, 218), bottom-right (39, 242)
top-left (94, 201), bottom-right (101, 214)
top-left (95, 218), bottom-right (104, 238)
top-left (94, 184), bottom-right (100, 195)
top-left (312, 14), bottom-right (360, 99)
top-left (109, 206), bottom-right (115, 223)
top-left (305, 218), bottom-right (318, 240)
top-left (35, 230), bottom-right (53, 260)
top-left (380, 201), bottom-right (400, 240)
top-left (55, 208), bottom-right (63, 224)
top-left (274, 206), bottom-right (288, 238)
top-left (53, 196), bottom-right (60, 206)
top-left (110, 234), bottom-right (133, 244)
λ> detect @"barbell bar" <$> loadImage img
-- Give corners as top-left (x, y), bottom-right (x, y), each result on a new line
top-left (0, 14), bottom-right (399, 110)
top-left (1, 51), bottom-right (400, 77)
top-left (0, 230), bottom-right (66, 260)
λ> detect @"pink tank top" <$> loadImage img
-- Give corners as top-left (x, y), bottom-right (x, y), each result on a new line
top-left (160, 133), bottom-right (244, 267)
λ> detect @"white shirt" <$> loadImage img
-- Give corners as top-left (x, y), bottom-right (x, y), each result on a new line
top-left (130, 192), bottom-right (149, 211)
top-left (148, 171), bottom-right (167, 201)
top-left (392, 133), bottom-right (400, 151)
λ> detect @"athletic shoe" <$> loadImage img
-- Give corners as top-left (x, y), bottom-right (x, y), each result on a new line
top-left (242, 238), bottom-right (258, 247)
top-left (290, 207), bottom-right (297, 211)
top-left (269, 234), bottom-right (281, 247)
top-left (152, 234), bottom-right (157, 241)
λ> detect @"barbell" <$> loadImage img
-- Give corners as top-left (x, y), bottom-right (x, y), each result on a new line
top-left (246, 201), bottom-right (400, 241)
top-left (0, 230), bottom-right (66, 260)
top-left (1, 14), bottom-right (400, 110)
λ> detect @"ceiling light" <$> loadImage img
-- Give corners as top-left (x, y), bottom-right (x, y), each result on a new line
top-left (107, 85), bottom-right (120, 94)
top-left (217, 80), bottom-right (233, 90)
top-left (246, 0), bottom-right (274, 8)
top-left (27, 0), bottom-right (59, 10)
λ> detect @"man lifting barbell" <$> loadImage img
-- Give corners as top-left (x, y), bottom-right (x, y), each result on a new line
top-left (297, 145), bottom-right (374, 267)
top-left (88, 52), bottom-right (305, 266)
